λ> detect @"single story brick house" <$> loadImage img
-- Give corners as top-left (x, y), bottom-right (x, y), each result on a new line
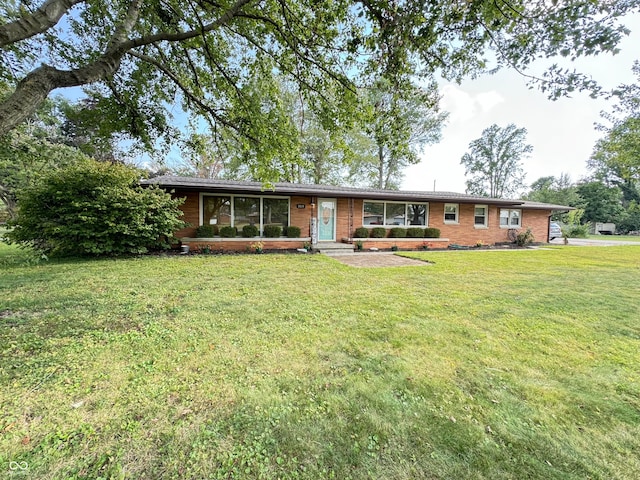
top-left (141, 176), bottom-right (571, 251)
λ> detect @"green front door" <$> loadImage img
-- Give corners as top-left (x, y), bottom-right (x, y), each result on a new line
top-left (318, 198), bottom-right (336, 241)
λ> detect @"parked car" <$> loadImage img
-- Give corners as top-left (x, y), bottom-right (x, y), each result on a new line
top-left (549, 222), bottom-right (562, 240)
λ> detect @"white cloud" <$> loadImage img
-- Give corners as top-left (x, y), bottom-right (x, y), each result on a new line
top-left (440, 85), bottom-right (504, 124)
top-left (403, 11), bottom-right (640, 195)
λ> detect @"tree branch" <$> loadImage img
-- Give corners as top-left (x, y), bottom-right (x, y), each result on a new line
top-left (0, 0), bottom-right (254, 136)
top-left (123, 0), bottom-right (254, 50)
top-left (235, 10), bottom-right (352, 91)
top-left (108, 0), bottom-right (143, 49)
top-left (127, 50), bottom-right (258, 143)
top-left (0, 0), bottom-right (85, 48)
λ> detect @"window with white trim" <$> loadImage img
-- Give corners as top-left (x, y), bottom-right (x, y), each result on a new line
top-left (363, 201), bottom-right (428, 226)
top-left (201, 194), bottom-right (289, 234)
top-left (407, 204), bottom-right (427, 225)
top-left (203, 196), bottom-right (231, 227)
top-left (499, 208), bottom-right (521, 228)
top-left (444, 203), bottom-right (459, 223)
top-left (474, 205), bottom-right (488, 228)
top-left (234, 196), bottom-right (260, 229)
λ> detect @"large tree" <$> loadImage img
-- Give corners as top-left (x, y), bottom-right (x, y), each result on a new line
top-left (524, 173), bottom-right (580, 221)
top-left (589, 62), bottom-right (640, 205)
top-left (525, 173), bottom-right (580, 206)
top-left (0, 0), bottom-right (636, 178)
top-left (460, 123), bottom-right (531, 198)
top-left (576, 181), bottom-right (624, 224)
top-left (349, 78), bottom-right (447, 190)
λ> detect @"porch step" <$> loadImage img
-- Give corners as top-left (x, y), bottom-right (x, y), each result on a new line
top-left (314, 242), bottom-right (355, 255)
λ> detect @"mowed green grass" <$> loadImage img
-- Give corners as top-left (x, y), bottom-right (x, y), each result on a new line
top-left (586, 234), bottom-right (640, 242)
top-left (1, 243), bottom-right (639, 479)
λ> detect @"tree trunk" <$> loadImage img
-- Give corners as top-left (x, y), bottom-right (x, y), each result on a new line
top-left (0, 0), bottom-right (83, 47)
top-left (0, 0), bottom-right (251, 137)
top-left (377, 145), bottom-right (385, 189)
top-left (0, 185), bottom-right (17, 220)
top-left (0, 56), bottom-right (124, 136)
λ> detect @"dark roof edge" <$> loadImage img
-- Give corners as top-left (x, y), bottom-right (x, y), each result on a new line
top-left (140, 176), bottom-right (573, 210)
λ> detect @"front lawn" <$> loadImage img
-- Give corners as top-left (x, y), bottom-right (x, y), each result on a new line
top-left (1, 245), bottom-right (639, 479)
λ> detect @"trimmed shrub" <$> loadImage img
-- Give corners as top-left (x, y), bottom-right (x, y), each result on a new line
top-left (5, 159), bottom-right (185, 256)
top-left (406, 227), bottom-right (424, 238)
top-left (370, 227), bottom-right (386, 238)
top-left (195, 224), bottom-right (217, 237)
top-left (516, 227), bottom-right (535, 246)
top-left (286, 226), bottom-right (301, 238)
top-left (263, 225), bottom-right (282, 238)
top-left (389, 227), bottom-right (406, 238)
top-left (242, 224), bottom-right (259, 237)
top-left (354, 227), bottom-right (369, 238)
top-left (219, 226), bottom-right (237, 238)
top-left (424, 227), bottom-right (441, 238)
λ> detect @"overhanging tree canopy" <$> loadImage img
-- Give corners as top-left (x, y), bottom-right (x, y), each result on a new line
top-left (1, 0), bottom-right (636, 175)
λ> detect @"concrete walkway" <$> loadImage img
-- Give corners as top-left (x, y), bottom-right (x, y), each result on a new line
top-left (326, 252), bottom-right (432, 267)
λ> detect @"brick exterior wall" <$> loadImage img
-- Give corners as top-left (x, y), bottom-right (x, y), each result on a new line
top-left (427, 203), bottom-right (552, 245)
top-left (290, 195), bottom-right (313, 237)
top-left (356, 239), bottom-right (450, 250)
top-left (170, 190), bottom-right (552, 248)
top-left (173, 190), bottom-right (199, 237)
top-left (350, 201), bottom-right (552, 245)
top-left (181, 239), bottom-right (308, 253)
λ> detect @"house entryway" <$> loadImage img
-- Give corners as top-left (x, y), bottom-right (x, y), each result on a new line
top-left (317, 198), bottom-right (336, 242)
top-left (313, 242), bottom-right (354, 255)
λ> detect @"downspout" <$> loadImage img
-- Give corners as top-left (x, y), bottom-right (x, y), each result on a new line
top-left (310, 196), bottom-right (317, 246)
top-left (349, 198), bottom-right (354, 243)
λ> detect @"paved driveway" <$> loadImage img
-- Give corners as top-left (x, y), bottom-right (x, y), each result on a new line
top-left (549, 238), bottom-right (640, 247)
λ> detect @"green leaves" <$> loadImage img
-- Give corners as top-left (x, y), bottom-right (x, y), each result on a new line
top-left (349, 78), bottom-right (447, 189)
top-left (5, 159), bottom-right (186, 256)
top-left (2, 0), bottom-right (638, 150)
top-left (460, 123), bottom-right (531, 199)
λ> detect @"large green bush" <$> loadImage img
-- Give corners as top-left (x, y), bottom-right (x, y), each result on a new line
top-left (6, 160), bottom-right (185, 256)
top-left (242, 224), bottom-right (259, 237)
top-left (219, 226), bottom-right (238, 238)
top-left (516, 227), bottom-right (535, 246)
top-left (406, 227), bottom-right (424, 238)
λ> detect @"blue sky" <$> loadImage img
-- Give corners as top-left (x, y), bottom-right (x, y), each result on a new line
top-left (403, 12), bottom-right (640, 194)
